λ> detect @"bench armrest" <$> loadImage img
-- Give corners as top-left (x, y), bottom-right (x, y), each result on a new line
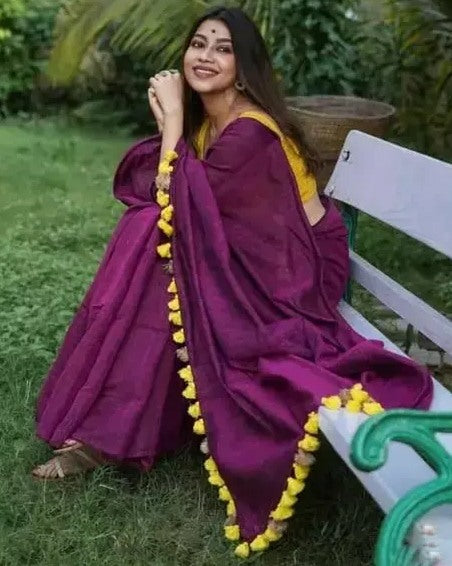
top-left (351, 409), bottom-right (452, 566)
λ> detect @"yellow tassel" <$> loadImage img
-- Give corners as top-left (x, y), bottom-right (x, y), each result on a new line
top-left (188, 402), bottom-right (201, 419)
top-left (304, 412), bottom-right (319, 434)
top-left (224, 524), bottom-right (240, 541)
top-left (299, 434), bottom-right (320, 452)
top-left (219, 486), bottom-right (231, 501)
top-left (263, 527), bottom-right (282, 542)
top-left (167, 278), bottom-right (177, 293)
top-left (345, 399), bottom-right (362, 413)
top-left (193, 418), bottom-right (205, 435)
top-left (182, 382), bottom-right (196, 400)
top-left (271, 506), bottom-right (294, 521)
top-left (278, 492), bottom-right (297, 508)
top-left (234, 543), bottom-right (250, 559)
top-left (322, 395), bottom-right (342, 410)
top-left (287, 477), bottom-right (305, 496)
top-left (208, 472), bottom-right (224, 487)
top-left (363, 401), bottom-right (384, 415)
top-left (293, 464), bottom-right (310, 480)
top-left (168, 311), bottom-right (182, 326)
top-left (157, 243), bottom-right (172, 258)
top-left (158, 162), bottom-right (173, 175)
top-left (168, 295), bottom-right (180, 311)
top-left (157, 218), bottom-right (173, 237)
top-left (173, 329), bottom-right (185, 344)
top-left (161, 205), bottom-right (174, 222)
top-left (204, 457), bottom-right (217, 472)
top-left (164, 149), bottom-right (178, 162)
top-left (178, 366), bottom-right (193, 382)
top-left (156, 190), bottom-right (170, 208)
top-left (227, 500), bottom-right (236, 516)
top-left (350, 387), bottom-right (369, 403)
top-left (250, 535), bottom-right (270, 552)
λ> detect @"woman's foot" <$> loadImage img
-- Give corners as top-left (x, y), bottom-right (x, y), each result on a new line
top-left (32, 443), bottom-right (107, 480)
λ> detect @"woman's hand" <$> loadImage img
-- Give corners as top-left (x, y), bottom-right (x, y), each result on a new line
top-left (149, 70), bottom-right (184, 118)
top-left (148, 86), bottom-right (164, 133)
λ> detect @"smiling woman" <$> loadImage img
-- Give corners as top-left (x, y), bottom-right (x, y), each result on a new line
top-left (33, 4), bottom-right (433, 560)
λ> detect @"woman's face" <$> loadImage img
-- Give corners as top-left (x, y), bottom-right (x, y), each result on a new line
top-left (183, 19), bottom-right (237, 95)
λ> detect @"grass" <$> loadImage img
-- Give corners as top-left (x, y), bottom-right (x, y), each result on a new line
top-left (0, 117), bottom-right (448, 566)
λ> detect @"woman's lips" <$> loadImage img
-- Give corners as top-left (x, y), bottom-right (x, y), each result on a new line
top-left (193, 66), bottom-right (218, 79)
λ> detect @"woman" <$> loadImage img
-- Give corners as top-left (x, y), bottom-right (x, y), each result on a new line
top-left (33, 6), bottom-right (432, 557)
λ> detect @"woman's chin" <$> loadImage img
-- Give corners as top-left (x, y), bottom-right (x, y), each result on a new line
top-left (187, 77), bottom-right (229, 95)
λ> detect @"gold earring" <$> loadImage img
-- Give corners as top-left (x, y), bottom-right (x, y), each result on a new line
top-left (234, 81), bottom-right (245, 91)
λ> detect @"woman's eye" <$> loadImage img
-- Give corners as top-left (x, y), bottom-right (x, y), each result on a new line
top-left (190, 40), bottom-right (204, 48)
top-left (218, 46), bottom-right (232, 53)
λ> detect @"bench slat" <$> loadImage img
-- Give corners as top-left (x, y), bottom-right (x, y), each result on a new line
top-left (349, 250), bottom-right (452, 356)
top-left (325, 131), bottom-right (452, 260)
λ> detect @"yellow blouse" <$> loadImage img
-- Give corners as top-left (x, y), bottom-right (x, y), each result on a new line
top-left (194, 110), bottom-right (317, 203)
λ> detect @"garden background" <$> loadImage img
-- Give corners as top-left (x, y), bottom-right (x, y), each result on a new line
top-left (0, 1), bottom-right (451, 564)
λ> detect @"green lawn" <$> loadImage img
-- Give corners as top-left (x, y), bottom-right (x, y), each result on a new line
top-left (0, 118), bottom-right (446, 566)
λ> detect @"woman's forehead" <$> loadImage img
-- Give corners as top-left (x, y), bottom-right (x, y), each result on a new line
top-left (195, 19), bottom-right (231, 39)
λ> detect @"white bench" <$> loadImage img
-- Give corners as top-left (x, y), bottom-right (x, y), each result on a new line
top-left (319, 131), bottom-right (452, 565)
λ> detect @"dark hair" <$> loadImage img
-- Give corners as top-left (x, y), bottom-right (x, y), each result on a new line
top-left (182, 6), bottom-right (319, 175)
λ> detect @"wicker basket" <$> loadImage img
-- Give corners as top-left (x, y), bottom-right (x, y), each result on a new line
top-left (286, 95), bottom-right (396, 191)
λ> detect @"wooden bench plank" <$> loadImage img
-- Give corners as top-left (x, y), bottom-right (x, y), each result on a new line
top-left (349, 250), bottom-right (452, 356)
top-left (325, 131), bottom-right (452, 260)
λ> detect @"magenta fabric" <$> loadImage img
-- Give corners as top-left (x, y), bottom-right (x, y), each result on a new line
top-left (36, 117), bottom-right (432, 540)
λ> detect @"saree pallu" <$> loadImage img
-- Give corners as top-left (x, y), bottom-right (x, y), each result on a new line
top-left (36, 117), bottom-right (432, 553)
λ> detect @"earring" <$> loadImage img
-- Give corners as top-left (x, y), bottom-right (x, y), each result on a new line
top-left (234, 80), bottom-right (245, 91)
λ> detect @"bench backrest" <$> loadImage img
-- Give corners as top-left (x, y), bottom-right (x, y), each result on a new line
top-left (324, 130), bottom-right (452, 356)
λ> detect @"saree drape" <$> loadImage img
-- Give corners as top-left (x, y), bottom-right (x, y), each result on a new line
top-left (36, 116), bottom-right (432, 550)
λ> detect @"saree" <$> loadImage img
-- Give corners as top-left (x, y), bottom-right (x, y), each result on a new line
top-left (36, 115), bottom-right (432, 555)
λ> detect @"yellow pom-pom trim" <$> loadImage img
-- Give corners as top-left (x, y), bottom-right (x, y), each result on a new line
top-left (250, 534), bottom-right (269, 552)
top-left (350, 384), bottom-right (369, 403)
top-left (167, 279), bottom-right (177, 293)
top-left (157, 243), bottom-right (172, 258)
top-left (168, 311), bottom-right (182, 326)
top-left (227, 500), bottom-right (236, 516)
top-left (224, 525), bottom-right (240, 541)
top-left (304, 412), bottom-right (319, 434)
top-left (322, 395), bottom-right (342, 410)
top-left (161, 205), bottom-right (174, 222)
top-left (363, 401), bottom-right (384, 415)
top-left (182, 382), bottom-right (196, 400)
top-left (204, 457), bottom-right (217, 472)
top-left (178, 366), bottom-right (193, 382)
top-left (234, 543), bottom-right (250, 559)
top-left (287, 477), bottom-right (305, 496)
top-left (299, 434), bottom-right (320, 453)
top-left (163, 149), bottom-right (178, 162)
top-left (173, 329), bottom-right (185, 344)
top-left (219, 486), bottom-right (231, 502)
top-left (168, 296), bottom-right (180, 311)
top-left (278, 492), bottom-right (297, 508)
top-left (271, 506), bottom-right (294, 521)
top-left (263, 527), bottom-right (282, 542)
top-left (156, 190), bottom-right (170, 208)
top-left (293, 463), bottom-right (310, 480)
top-left (208, 472), bottom-right (224, 487)
top-left (345, 399), bottom-right (362, 413)
top-left (157, 218), bottom-right (173, 237)
top-left (188, 402), bottom-right (201, 419)
top-left (158, 162), bottom-right (174, 175)
top-left (193, 418), bottom-right (206, 435)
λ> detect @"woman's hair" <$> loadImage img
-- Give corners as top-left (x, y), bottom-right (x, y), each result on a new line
top-left (182, 5), bottom-right (319, 175)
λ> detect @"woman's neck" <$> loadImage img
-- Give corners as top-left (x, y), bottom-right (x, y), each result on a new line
top-left (201, 89), bottom-right (248, 134)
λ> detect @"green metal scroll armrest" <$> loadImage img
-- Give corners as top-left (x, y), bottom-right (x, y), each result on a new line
top-left (351, 410), bottom-right (452, 566)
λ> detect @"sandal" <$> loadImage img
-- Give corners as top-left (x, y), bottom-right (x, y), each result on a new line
top-left (32, 444), bottom-right (107, 480)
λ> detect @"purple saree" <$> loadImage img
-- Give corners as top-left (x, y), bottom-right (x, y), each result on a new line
top-left (36, 117), bottom-right (432, 551)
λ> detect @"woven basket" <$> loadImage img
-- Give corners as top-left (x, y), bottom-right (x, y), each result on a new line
top-left (286, 95), bottom-right (396, 191)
